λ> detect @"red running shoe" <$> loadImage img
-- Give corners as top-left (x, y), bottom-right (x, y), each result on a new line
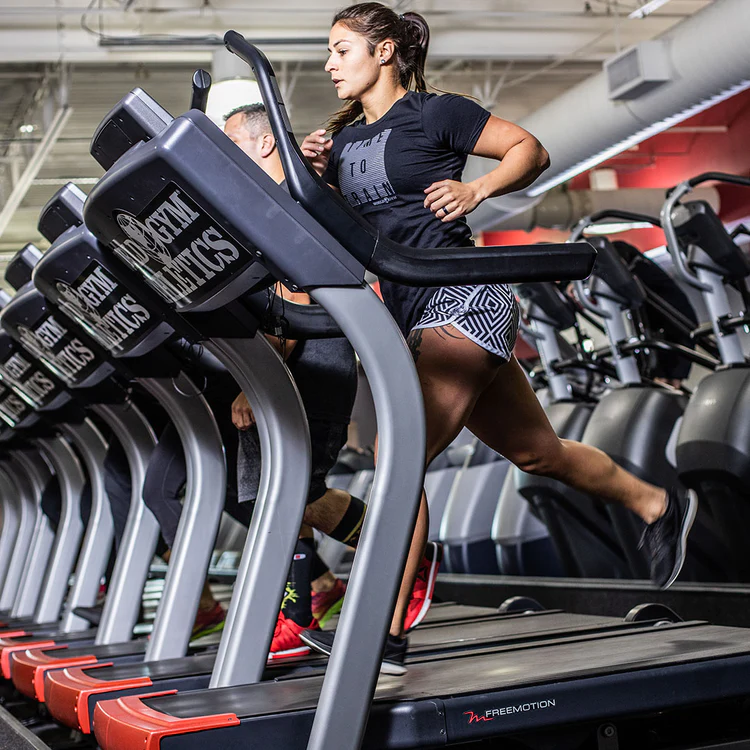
top-left (269, 611), bottom-right (319, 661)
top-left (404, 541), bottom-right (443, 633)
top-left (190, 602), bottom-right (226, 640)
top-left (311, 578), bottom-right (346, 628)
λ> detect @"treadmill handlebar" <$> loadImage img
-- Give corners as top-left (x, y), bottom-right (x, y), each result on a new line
top-left (190, 70), bottom-right (211, 113)
top-left (663, 173), bottom-right (750, 292)
top-left (242, 291), bottom-right (345, 339)
top-left (660, 182), bottom-right (712, 292)
top-left (688, 171), bottom-right (750, 189)
top-left (223, 31), bottom-right (596, 286)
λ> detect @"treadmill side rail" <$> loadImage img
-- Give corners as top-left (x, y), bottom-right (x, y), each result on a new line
top-left (94, 692), bottom-right (239, 750)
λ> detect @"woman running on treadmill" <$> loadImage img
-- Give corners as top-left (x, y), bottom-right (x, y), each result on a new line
top-left (295, 2), bottom-right (698, 674)
top-left (223, 103), bottom-right (439, 659)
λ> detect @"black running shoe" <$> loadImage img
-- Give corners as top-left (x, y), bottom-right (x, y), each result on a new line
top-left (299, 628), bottom-right (408, 676)
top-left (639, 487), bottom-right (698, 589)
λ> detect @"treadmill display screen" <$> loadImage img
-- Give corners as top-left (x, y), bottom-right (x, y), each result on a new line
top-left (0, 346), bottom-right (59, 410)
top-left (0, 381), bottom-right (34, 427)
top-left (109, 185), bottom-right (253, 310)
top-left (14, 313), bottom-right (101, 388)
top-left (53, 261), bottom-right (153, 357)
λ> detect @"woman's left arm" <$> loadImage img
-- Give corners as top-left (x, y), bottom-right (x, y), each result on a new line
top-left (424, 115), bottom-right (550, 223)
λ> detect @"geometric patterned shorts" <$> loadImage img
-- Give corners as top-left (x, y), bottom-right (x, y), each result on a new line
top-left (412, 283), bottom-right (520, 361)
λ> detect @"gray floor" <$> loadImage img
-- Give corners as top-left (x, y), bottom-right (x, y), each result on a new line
top-left (0, 707), bottom-right (49, 750)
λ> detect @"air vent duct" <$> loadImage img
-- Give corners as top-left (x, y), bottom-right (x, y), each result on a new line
top-left (604, 41), bottom-right (671, 100)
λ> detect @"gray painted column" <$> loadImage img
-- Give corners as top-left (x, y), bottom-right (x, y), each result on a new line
top-left (10, 449), bottom-right (54, 619)
top-left (58, 418), bottom-right (111, 633)
top-left (140, 374), bottom-right (226, 662)
top-left (93, 400), bottom-right (158, 646)
top-left (207, 336), bottom-right (310, 688)
top-left (306, 286), bottom-right (426, 750)
top-left (0, 455), bottom-right (38, 610)
top-left (32, 435), bottom-right (86, 625)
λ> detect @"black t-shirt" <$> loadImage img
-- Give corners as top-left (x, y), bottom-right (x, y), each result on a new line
top-left (287, 336), bottom-right (357, 424)
top-left (323, 91), bottom-right (491, 335)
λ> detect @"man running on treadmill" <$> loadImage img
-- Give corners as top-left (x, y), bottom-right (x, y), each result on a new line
top-left (224, 104), bottom-right (441, 660)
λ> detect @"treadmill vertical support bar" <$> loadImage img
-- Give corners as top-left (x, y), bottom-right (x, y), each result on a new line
top-left (141, 374), bottom-right (226, 662)
top-left (10, 449), bottom-right (54, 619)
top-left (207, 335), bottom-right (311, 687)
top-left (93, 400), bottom-right (158, 646)
top-left (32, 435), bottom-right (86, 626)
top-left (0, 456), bottom-right (39, 610)
top-left (0, 467), bottom-right (22, 597)
top-left (59, 419), bottom-right (112, 633)
top-left (306, 286), bottom-right (426, 750)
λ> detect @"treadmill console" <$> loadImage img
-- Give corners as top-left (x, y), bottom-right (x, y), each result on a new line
top-left (90, 88), bottom-right (173, 171)
top-left (0, 285), bottom-right (115, 390)
top-left (34, 225), bottom-right (176, 359)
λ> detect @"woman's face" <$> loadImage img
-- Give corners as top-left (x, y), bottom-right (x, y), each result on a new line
top-left (325, 22), bottom-right (382, 101)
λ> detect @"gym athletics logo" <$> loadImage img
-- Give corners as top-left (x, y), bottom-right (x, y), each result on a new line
top-left (111, 187), bottom-right (249, 307)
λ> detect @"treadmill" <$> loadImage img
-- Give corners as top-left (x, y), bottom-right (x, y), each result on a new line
top-left (0, 242), bottom-right (236, 702)
top-left (61, 34), bottom-right (750, 750)
top-left (0, 92), bottom-right (606, 735)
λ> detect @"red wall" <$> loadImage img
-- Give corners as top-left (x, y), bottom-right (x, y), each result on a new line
top-left (485, 87), bottom-right (750, 250)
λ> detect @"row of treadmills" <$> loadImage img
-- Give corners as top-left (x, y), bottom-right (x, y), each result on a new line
top-left (0, 31), bottom-right (745, 750)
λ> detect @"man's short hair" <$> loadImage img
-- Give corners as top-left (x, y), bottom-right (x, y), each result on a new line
top-left (223, 103), bottom-right (271, 138)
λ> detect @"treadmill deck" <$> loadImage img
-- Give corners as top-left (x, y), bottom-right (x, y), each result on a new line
top-left (93, 618), bottom-right (750, 749)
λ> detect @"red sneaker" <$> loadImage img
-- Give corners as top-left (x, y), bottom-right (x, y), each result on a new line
top-left (311, 578), bottom-right (346, 628)
top-left (404, 541), bottom-right (443, 633)
top-left (190, 602), bottom-right (226, 640)
top-left (269, 611), bottom-right (319, 661)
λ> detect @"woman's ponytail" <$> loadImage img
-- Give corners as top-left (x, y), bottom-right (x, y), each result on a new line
top-left (400, 12), bottom-right (430, 93)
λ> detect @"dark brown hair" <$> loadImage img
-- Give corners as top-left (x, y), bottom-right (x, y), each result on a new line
top-left (327, 2), bottom-right (430, 135)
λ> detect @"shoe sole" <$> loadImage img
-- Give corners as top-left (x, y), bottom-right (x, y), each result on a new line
top-left (313, 596), bottom-right (344, 630)
top-left (663, 489), bottom-right (698, 590)
top-left (299, 632), bottom-right (407, 676)
top-left (379, 660), bottom-right (407, 676)
top-left (299, 632), bottom-right (332, 656)
top-left (405, 542), bottom-right (442, 633)
top-left (267, 645), bottom-right (311, 660)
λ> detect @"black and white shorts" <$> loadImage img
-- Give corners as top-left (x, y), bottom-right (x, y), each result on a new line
top-left (413, 284), bottom-right (520, 361)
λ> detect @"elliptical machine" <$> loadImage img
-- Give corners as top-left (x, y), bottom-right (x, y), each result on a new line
top-left (497, 281), bottom-right (631, 578)
top-left (571, 210), bottom-right (732, 582)
top-left (662, 172), bottom-right (750, 580)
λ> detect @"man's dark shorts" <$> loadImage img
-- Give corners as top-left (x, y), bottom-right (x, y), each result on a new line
top-left (238, 419), bottom-right (349, 507)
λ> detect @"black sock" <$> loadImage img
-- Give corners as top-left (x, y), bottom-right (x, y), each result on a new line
top-left (282, 537), bottom-right (314, 626)
top-left (310, 550), bottom-right (330, 582)
top-left (329, 495), bottom-right (367, 548)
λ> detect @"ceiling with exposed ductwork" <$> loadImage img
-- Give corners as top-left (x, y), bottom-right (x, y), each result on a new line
top-left (0, 0), bottom-right (717, 271)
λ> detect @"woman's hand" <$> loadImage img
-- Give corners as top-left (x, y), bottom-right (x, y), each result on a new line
top-left (301, 130), bottom-right (333, 176)
top-left (232, 392), bottom-right (255, 431)
top-left (424, 179), bottom-right (484, 223)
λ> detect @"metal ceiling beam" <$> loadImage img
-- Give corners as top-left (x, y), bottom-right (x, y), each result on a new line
top-left (0, 106), bottom-right (72, 240)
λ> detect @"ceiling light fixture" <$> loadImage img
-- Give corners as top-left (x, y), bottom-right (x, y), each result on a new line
top-left (18, 124), bottom-right (35, 134)
top-left (628, 0), bottom-right (674, 19)
top-left (526, 78), bottom-right (750, 197)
